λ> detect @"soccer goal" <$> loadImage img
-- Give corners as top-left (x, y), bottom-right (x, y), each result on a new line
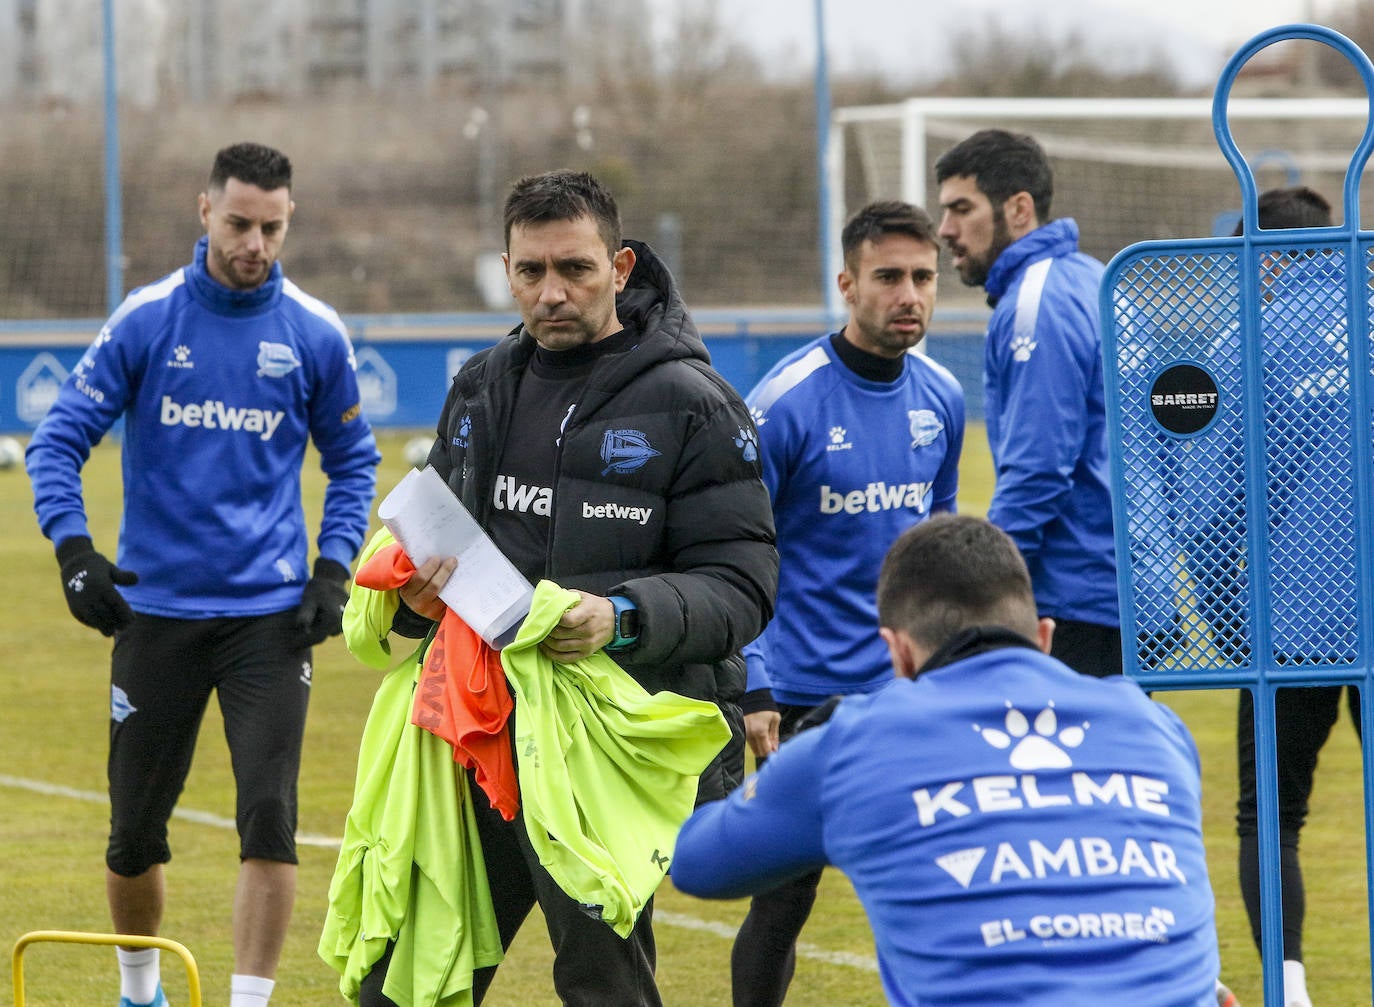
top-left (826, 95), bottom-right (1373, 303)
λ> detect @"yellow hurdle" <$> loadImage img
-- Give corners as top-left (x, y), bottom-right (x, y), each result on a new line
top-left (12, 931), bottom-right (201, 1007)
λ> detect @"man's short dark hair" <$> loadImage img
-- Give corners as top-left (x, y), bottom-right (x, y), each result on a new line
top-left (503, 169), bottom-right (622, 255)
top-left (840, 200), bottom-right (938, 271)
top-left (934, 129), bottom-right (1053, 223)
top-left (877, 514), bottom-right (1040, 651)
top-left (1235, 185), bottom-right (1333, 234)
top-left (209, 142), bottom-right (292, 193)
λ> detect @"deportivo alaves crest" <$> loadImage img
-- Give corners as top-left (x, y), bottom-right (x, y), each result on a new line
top-left (600, 428), bottom-right (660, 476)
top-left (257, 340), bottom-right (302, 378)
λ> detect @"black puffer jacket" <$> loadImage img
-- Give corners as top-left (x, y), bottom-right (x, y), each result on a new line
top-left (426, 240), bottom-right (778, 798)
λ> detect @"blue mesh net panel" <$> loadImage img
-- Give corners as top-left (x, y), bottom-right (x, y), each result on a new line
top-left (1103, 24), bottom-right (1374, 1007)
top-left (1110, 243), bottom-right (1364, 678)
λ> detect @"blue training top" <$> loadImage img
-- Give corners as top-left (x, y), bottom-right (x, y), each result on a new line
top-left (674, 646), bottom-right (1220, 1006)
top-left (27, 236), bottom-right (380, 618)
top-left (742, 335), bottom-right (965, 703)
top-left (983, 219), bottom-right (1119, 627)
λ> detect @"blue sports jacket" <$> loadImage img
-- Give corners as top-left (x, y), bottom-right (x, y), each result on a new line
top-left (674, 644), bottom-right (1220, 1006)
top-left (983, 219), bottom-right (1118, 627)
top-left (28, 237), bottom-right (380, 617)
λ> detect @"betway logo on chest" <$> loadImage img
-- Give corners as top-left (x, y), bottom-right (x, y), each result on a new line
top-left (494, 474), bottom-right (552, 516)
top-left (820, 481), bottom-right (932, 515)
top-left (582, 500), bottom-right (654, 526)
top-left (160, 395), bottom-right (284, 440)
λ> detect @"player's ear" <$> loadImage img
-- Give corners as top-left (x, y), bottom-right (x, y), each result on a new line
top-left (837, 268), bottom-right (856, 304)
top-left (1005, 191), bottom-right (1037, 234)
top-left (612, 245), bottom-right (636, 292)
top-left (1035, 617), bottom-right (1055, 656)
top-left (882, 626), bottom-right (921, 679)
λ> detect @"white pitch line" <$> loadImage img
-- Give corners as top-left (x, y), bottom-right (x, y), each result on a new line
top-left (653, 910), bottom-right (878, 971)
top-left (3, 773), bottom-right (879, 972)
top-left (0, 773), bottom-right (341, 847)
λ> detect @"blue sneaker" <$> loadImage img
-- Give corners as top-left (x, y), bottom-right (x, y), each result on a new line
top-left (118, 985), bottom-right (168, 1007)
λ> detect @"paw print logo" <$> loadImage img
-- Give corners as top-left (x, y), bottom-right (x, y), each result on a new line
top-left (829, 426), bottom-right (846, 444)
top-left (975, 701), bottom-right (1087, 770)
top-left (734, 427), bottom-right (758, 463)
top-left (174, 344), bottom-right (191, 362)
top-left (276, 558), bottom-right (297, 582)
top-left (1011, 333), bottom-right (1038, 363)
top-left (749, 406), bottom-right (767, 427)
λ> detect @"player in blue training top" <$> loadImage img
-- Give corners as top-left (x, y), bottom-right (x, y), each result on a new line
top-left (936, 129), bottom-right (1121, 678)
top-left (26, 142), bottom-right (380, 1007)
top-left (675, 514), bottom-right (1221, 1007)
top-left (730, 200), bottom-right (964, 1006)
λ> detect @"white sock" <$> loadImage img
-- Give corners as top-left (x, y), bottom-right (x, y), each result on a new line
top-left (1283, 959), bottom-right (1311, 1007)
top-left (229, 974), bottom-right (275, 1007)
top-left (116, 947), bottom-right (161, 1005)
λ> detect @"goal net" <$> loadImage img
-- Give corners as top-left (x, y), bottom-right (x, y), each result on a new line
top-left (828, 96), bottom-right (1374, 292)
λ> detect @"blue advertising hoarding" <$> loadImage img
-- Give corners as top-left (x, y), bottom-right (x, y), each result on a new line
top-left (0, 309), bottom-right (989, 435)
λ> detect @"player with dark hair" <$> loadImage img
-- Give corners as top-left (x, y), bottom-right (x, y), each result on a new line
top-left (728, 199), bottom-right (964, 1006)
top-left (935, 128), bottom-right (1121, 678)
top-left (353, 168), bottom-right (778, 1006)
top-left (26, 141), bottom-right (379, 1007)
top-left (674, 513), bottom-right (1222, 1006)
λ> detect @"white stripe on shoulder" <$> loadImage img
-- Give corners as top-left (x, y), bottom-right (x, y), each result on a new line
top-left (105, 269), bottom-right (186, 329)
top-left (906, 348), bottom-right (960, 386)
top-left (748, 345), bottom-right (831, 416)
top-left (282, 278), bottom-right (350, 341)
top-left (1013, 258), bottom-right (1053, 344)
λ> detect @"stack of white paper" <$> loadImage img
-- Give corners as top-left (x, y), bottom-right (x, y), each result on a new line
top-left (377, 465), bottom-right (533, 648)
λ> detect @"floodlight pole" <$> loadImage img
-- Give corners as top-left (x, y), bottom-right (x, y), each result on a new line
top-left (813, 0), bottom-right (838, 322)
top-left (102, 0), bottom-right (124, 313)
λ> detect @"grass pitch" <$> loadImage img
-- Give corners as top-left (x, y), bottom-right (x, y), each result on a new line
top-left (2, 427), bottom-right (1367, 1006)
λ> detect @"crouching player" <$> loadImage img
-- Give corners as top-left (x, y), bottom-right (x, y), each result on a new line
top-left (674, 514), bottom-right (1222, 1006)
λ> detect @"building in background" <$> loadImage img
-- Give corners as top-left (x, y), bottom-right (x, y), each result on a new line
top-left (0, 0), bottom-right (644, 106)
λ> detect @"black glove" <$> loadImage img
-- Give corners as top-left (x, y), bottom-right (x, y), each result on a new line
top-left (294, 557), bottom-right (351, 649)
top-left (56, 536), bottom-right (138, 637)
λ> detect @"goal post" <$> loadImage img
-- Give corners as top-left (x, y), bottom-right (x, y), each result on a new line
top-left (826, 96), bottom-right (1372, 318)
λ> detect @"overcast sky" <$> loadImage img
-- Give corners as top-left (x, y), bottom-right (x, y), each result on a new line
top-left (651, 0), bottom-right (1341, 88)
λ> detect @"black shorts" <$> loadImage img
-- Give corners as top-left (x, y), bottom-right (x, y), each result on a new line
top-left (106, 610), bottom-right (312, 876)
top-left (1049, 618), bottom-right (1123, 678)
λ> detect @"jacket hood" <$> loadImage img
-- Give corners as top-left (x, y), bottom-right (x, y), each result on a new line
top-left (614, 238), bottom-right (710, 367)
top-left (985, 218), bottom-right (1081, 305)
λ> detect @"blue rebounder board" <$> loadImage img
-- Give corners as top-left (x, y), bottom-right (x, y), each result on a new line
top-left (1102, 24), bottom-right (1374, 1007)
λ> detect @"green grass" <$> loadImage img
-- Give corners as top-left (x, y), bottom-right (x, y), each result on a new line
top-left (2, 427), bottom-right (1368, 1006)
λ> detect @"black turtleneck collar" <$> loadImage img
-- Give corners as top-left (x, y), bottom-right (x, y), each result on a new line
top-left (530, 324), bottom-right (639, 379)
top-left (914, 626), bottom-right (1040, 679)
top-left (829, 330), bottom-right (905, 383)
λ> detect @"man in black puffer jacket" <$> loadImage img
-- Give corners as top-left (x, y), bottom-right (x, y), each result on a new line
top-left (367, 169), bottom-right (777, 1007)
